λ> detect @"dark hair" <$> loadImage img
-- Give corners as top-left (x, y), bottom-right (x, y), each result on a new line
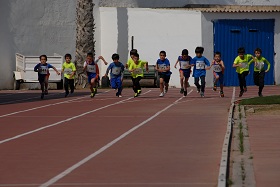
top-left (87, 52), bottom-right (94, 58)
top-left (238, 47), bottom-right (245, 54)
top-left (112, 53), bottom-right (120, 60)
top-left (214, 51), bottom-right (221, 57)
top-left (64, 53), bottom-right (72, 59)
top-left (182, 49), bottom-right (189, 56)
top-left (130, 49), bottom-right (138, 56)
top-left (39, 55), bottom-right (47, 61)
top-left (254, 48), bottom-right (262, 54)
top-left (195, 47), bottom-right (204, 54)
top-left (160, 50), bottom-right (166, 56)
top-left (134, 53), bottom-right (139, 58)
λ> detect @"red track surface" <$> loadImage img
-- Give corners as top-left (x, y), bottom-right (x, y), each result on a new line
top-left (0, 86), bottom-right (278, 187)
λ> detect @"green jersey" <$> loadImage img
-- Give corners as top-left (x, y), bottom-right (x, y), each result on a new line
top-left (233, 54), bottom-right (253, 74)
top-left (249, 56), bottom-right (270, 72)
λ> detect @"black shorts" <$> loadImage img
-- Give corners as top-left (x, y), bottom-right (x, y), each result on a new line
top-left (38, 74), bottom-right (48, 83)
top-left (159, 74), bottom-right (171, 83)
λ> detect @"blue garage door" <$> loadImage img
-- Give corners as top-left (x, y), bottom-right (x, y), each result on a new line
top-left (213, 19), bottom-right (274, 86)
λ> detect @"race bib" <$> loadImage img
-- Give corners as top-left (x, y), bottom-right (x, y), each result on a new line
top-left (39, 66), bottom-right (48, 75)
top-left (87, 65), bottom-right (96, 73)
top-left (112, 67), bottom-right (121, 75)
top-left (241, 62), bottom-right (248, 69)
top-left (64, 68), bottom-right (72, 75)
top-left (256, 62), bottom-right (264, 70)
top-left (158, 64), bottom-right (167, 70)
top-left (196, 61), bottom-right (205, 70)
top-left (213, 64), bottom-right (222, 72)
top-left (180, 61), bottom-right (190, 69)
top-left (133, 68), bottom-right (143, 75)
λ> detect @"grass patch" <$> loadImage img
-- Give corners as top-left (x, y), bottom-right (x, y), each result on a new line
top-left (240, 95), bottom-right (280, 105)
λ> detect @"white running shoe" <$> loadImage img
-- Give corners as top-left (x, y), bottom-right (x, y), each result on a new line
top-left (159, 92), bottom-right (164, 97)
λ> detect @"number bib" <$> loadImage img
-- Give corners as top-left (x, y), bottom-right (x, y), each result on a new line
top-left (180, 61), bottom-right (190, 69)
top-left (87, 65), bottom-right (96, 73)
top-left (196, 61), bottom-right (205, 70)
top-left (40, 66), bottom-right (48, 75)
top-left (133, 68), bottom-right (143, 75)
top-left (64, 68), bottom-right (73, 75)
top-left (256, 62), bottom-right (264, 70)
top-left (213, 64), bottom-right (222, 72)
top-left (158, 64), bottom-right (167, 70)
top-left (112, 67), bottom-right (121, 75)
top-left (241, 62), bottom-right (248, 69)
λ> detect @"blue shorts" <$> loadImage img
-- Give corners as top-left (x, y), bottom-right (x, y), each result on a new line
top-left (110, 76), bottom-right (122, 89)
top-left (87, 73), bottom-right (97, 83)
top-left (180, 69), bottom-right (191, 78)
top-left (213, 72), bottom-right (224, 85)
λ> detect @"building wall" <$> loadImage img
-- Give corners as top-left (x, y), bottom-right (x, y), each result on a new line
top-left (0, 0), bottom-right (76, 89)
top-left (99, 7), bottom-right (202, 87)
top-left (201, 12), bottom-right (280, 85)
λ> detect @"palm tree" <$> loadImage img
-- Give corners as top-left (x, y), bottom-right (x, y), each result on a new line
top-left (75, 0), bottom-right (95, 88)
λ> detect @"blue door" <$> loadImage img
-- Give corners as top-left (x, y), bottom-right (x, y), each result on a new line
top-left (213, 19), bottom-right (275, 86)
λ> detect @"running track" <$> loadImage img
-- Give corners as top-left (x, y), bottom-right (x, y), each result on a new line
top-left (0, 86), bottom-right (279, 187)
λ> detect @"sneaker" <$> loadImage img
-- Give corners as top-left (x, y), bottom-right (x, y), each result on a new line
top-left (137, 90), bottom-right (142, 95)
top-left (90, 92), bottom-right (95, 98)
top-left (244, 87), bottom-right (247, 92)
top-left (41, 92), bottom-right (44, 99)
top-left (220, 91), bottom-right (224, 98)
top-left (44, 90), bottom-right (48, 95)
top-left (213, 85), bottom-right (217, 91)
top-left (93, 88), bottom-right (97, 94)
top-left (134, 93), bottom-right (138, 98)
top-left (164, 87), bottom-right (168, 94)
top-left (200, 91), bottom-right (205, 97)
top-left (183, 91), bottom-right (187, 97)
top-left (180, 88), bottom-right (184, 94)
top-left (159, 92), bottom-right (164, 97)
top-left (197, 88), bottom-right (201, 93)
top-left (118, 95), bottom-right (122, 98)
top-left (258, 92), bottom-right (263, 97)
top-left (70, 90), bottom-right (74, 94)
top-left (65, 92), bottom-right (69, 97)
top-left (239, 90), bottom-right (244, 97)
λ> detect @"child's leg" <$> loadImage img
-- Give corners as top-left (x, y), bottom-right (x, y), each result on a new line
top-left (64, 77), bottom-right (69, 94)
top-left (194, 77), bottom-right (201, 92)
top-left (131, 77), bottom-right (137, 93)
top-left (164, 75), bottom-right (170, 93)
top-left (135, 77), bottom-right (142, 94)
top-left (159, 76), bottom-right (164, 93)
top-left (200, 76), bottom-right (206, 93)
top-left (116, 76), bottom-right (123, 96)
top-left (179, 70), bottom-right (184, 93)
top-left (237, 73), bottom-right (244, 92)
top-left (44, 76), bottom-right (49, 94)
top-left (258, 71), bottom-right (265, 95)
top-left (242, 71), bottom-right (249, 91)
top-left (90, 77), bottom-right (96, 92)
top-left (253, 72), bottom-right (260, 86)
top-left (213, 72), bottom-right (219, 91)
top-left (69, 79), bottom-right (75, 93)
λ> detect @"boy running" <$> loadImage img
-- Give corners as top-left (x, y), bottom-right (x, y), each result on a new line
top-left (211, 52), bottom-right (225, 97)
top-left (34, 55), bottom-right (60, 99)
top-left (105, 53), bottom-right (125, 97)
top-left (190, 47), bottom-right (211, 97)
top-left (156, 51), bottom-right (172, 97)
top-left (249, 48), bottom-right (270, 97)
top-left (83, 52), bottom-right (107, 98)
top-left (62, 53), bottom-right (76, 97)
top-left (174, 49), bottom-right (192, 97)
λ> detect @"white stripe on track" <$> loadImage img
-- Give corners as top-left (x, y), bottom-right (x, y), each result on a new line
top-left (40, 95), bottom-right (185, 187)
top-left (231, 87), bottom-right (236, 104)
top-left (0, 90), bottom-right (151, 144)
top-left (0, 91), bottom-right (110, 118)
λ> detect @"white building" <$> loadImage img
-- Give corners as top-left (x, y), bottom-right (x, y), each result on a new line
top-left (1, 0), bottom-right (280, 89)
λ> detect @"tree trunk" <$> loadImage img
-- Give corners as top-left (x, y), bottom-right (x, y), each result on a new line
top-left (75, 0), bottom-right (95, 88)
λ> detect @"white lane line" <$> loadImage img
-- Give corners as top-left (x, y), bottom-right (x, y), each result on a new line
top-left (39, 95), bottom-right (184, 187)
top-left (0, 91), bottom-right (110, 118)
top-left (0, 90), bottom-right (151, 144)
top-left (231, 87), bottom-right (236, 104)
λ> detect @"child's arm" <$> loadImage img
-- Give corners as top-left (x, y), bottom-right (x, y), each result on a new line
top-left (98, 56), bottom-right (108, 65)
top-left (174, 59), bottom-right (179, 69)
top-left (34, 64), bottom-right (40, 72)
top-left (264, 58), bottom-right (271, 73)
top-left (145, 61), bottom-right (149, 73)
top-left (220, 60), bottom-right (225, 70)
top-left (52, 66), bottom-right (61, 75)
top-left (104, 65), bottom-right (111, 77)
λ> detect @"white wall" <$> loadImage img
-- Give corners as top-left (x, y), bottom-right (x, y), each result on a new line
top-left (0, 0), bottom-right (76, 89)
top-left (201, 12), bottom-right (280, 85)
top-left (99, 7), bottom-right (202, 87)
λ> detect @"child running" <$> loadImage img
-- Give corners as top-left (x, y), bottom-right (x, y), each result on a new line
top-left (211, 52), bottom-right (225, 97)
top-left (126, 53), bottom-right (149, 97)
top-left (174, 49), bottom-right (192, 96)
top-left (83, 52), bottom-right (108, 98)
top-left (34, 55), bottom-right (60, 99)
top-left (62, 53), bottom-right (76, 97)
top-left (105, 53), bottom-right (125, 97)
top-left (249, 48), bottom-right (270, 97)
top-left (232, 47), bottom-right (255, 97)
top-left (156, 50), bottom-right (172, 97)
top-left (190, 47), bottom-right (211, 97)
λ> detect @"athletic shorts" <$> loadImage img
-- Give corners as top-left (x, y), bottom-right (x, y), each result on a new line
top-left (180, 69), bottom-right (191, 78)
top-left (159, 74), bottom-right (171, 83)
top-left (213, 72), bottom-right (224, 85)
